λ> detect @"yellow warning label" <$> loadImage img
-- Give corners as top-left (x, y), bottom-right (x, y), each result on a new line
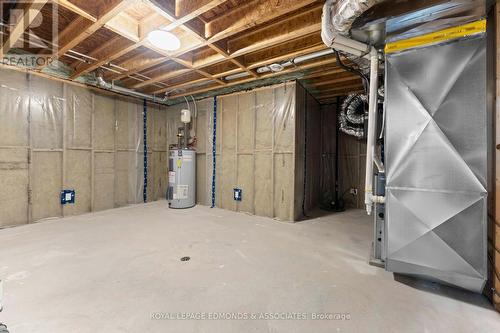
top-left (385, 19), bottom-right (486, 54)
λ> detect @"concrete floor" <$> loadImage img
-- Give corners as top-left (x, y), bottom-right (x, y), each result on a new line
top-left (0, 201), bottom-right (498, 333)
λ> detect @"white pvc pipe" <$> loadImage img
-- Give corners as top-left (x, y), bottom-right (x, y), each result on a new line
top-left (364, 47), bottom-right (379, 215)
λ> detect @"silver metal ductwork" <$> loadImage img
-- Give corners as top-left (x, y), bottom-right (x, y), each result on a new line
top-left (323, 0), bottom-right (493, 293)
top-left (331, 0), bottom-right (386, 35)
top-left (321, 0), bottom-right (373, 56)
top-left (339, 93), bottom-right (366, 138)
top-left (384, 28), bottom-right (489, 292)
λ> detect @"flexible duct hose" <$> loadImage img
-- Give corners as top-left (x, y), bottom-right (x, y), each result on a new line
top-left (339, 93), bottom-right (367, 138)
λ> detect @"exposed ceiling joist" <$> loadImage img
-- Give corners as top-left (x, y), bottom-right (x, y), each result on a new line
top-left (52, 0), bottom-right (96, 22)
top-left (120, 0), bottom-right (323, 86)
top-left (320, 89), bottom-right (364, 103)
top-left (170, 55), bottom-right (338, 99)
top-left (317, 84), bottom-right (365, 99)
top-left (226, 5), bottom-right (322, 57)
top-left (130, 68), bottom-right (192, 89)
top-left (2, 0), bottom-right (360, 104)
top-left (105, 12), bottom-right (140, 42)
top-left (55, 0), bottom-right (136, 59)
top-left (174, 0), bottom-right (228, 25)
top-left (306, 76), bottom-right (362, 88)
top-left (151, 77), bottom-right (214, 95)
top-left (70, 38), bottom-right (138, 79)
top-left (205, 0), bottom-right (319, 41)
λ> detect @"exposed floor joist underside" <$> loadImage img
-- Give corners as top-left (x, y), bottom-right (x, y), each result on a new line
top-left (0, 0), bottom-right (364, 104)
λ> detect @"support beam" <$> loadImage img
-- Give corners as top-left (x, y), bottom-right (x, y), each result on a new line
top-left (105, 12), bottom-right (140, 42)
top-left (305, 75), bottom-right (361, 88)
top-left (246, 42), bottom-right (326, 70)
top-left (208, 43), bottom-right (258, 78)
top-left (316, 83), bottom-right (365, 99)
top-left (70, 38), bottom-right (138, 79)
top-left (110, 55), bottom-right (168, 80)
top-left (0, 0), bottom-right (49, 57)
top-left (227, 5), bottom-right (322, 57)
top-left (205, 0), bottom-right (318, 41)
top-left (145, 44), bottom-right (225, 85)
top-left (130, 68), bottom-right (192, 89)
top-left (175, 0), bottom-right (227, 23)
top-left (150, 77), bottom-right (214, 95)
top-left (117, 0), bottom-right (322, 88)
top-left (319, 90), bottom-right (364, 103)
top-left (170, 56), bottom-right (338, 99)
top-left (52, 0), bottom-right (96, 22)
top-left (54, 0), bottom-right (134, 59)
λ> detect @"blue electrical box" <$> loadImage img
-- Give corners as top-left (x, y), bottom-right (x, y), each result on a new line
top-left (233, 188), bottom-right (242, 201)
top-left (61, 190), bottom-right (75, 204)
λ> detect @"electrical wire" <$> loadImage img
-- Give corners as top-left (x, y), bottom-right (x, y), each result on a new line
top-left (183, 96), bottom-right (191, 111)
top-left (189, 95), bottom-right (198, 146)
top-left (332, 48), bottom-right (369, 93)
top-left (189, 95), bottom-right (197, 118)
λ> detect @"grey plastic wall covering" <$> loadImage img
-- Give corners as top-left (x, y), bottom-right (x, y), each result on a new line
top-left (0, 67), bottom-right (169, 227)
top-left (385, 35), bottom-right (488, 292)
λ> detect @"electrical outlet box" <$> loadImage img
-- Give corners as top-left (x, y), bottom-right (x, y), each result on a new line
top-left (61, 190), bottom-right (75, 204)
top-left (233, 188), bottom-right (242, 201)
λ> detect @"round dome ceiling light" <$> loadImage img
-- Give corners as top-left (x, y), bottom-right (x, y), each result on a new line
top-left (147, 30), bottom-right (181, 51)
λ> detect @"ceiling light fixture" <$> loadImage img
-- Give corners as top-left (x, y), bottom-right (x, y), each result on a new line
top-left (147, 30), bottom-right (181, 51)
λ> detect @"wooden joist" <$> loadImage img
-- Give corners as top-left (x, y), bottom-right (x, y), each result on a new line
top-left (205, 0), bottom-right (318, 41)
top-left (7, 0), bottom-right (355, 103)
top-left (170, 56), bottom-right (338, 99)
top-left (70, 38), bottom-right (138, 79)
top-left (55, 0), bottom-right (135, 59)
top-left (52, 0), bottom-right (96, 22)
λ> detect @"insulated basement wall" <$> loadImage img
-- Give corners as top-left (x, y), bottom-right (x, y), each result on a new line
top-left (295, 83), bottom-right (321, 219)
top-left (0, 67), bottom-right (168, 228)
top-left (168, 82), bottom-right (303, 221)
top-left (216, 82), bottom-right (296, 221)
top-left (165, 82), bottom-right (321, 221)
top-left (320, 103), bottom-right (366, 210)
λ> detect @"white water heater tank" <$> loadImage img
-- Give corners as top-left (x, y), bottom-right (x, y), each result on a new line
top-left (167, 148), bottom-right (196, 209)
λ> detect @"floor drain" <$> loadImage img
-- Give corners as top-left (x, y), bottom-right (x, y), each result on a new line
top-left (180, 256), bottom-right (190, 262)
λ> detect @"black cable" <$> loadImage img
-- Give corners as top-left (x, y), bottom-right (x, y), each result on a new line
top-left (301, 93), bottom-right (309, 219)
top-left (334, 97), bottom-right (340, 206)
top-left (333, 48), bottom-right (369, 93)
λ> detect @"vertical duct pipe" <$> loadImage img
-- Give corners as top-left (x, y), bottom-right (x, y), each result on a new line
top-left (364, 48), bottom-right (379, 215)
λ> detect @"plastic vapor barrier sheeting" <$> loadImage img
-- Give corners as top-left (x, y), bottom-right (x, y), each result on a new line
top-left (166, 82), bottom-right (300, 221)
top-left (0, 68), bottom-right (169, 227)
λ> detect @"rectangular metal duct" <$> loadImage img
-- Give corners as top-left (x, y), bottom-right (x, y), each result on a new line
top-left (384, 32), bottom-right (488, 292)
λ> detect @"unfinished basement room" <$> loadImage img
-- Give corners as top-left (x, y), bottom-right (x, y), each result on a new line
top-left (1, 0), bottom-right (500, 332)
